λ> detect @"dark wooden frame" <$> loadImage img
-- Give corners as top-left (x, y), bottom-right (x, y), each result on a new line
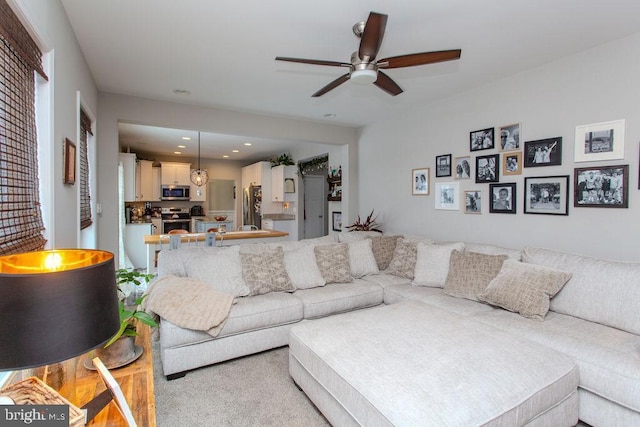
top-left (524, 175), bottom-right (569, 215)
top-left (574, 165), bottom-right (629, 208)
top-left (332, 211), bottom-right (342, 231)
top-left (524, 137), bottom-right (562, 168)
top-left (63, 138), bottom-right (76, 185)
top-left (470, 127), bottom-right (495, 152)
top-left (435, 154), bottom-right (452, 177)
top-left (489, 183), bottom-right (517, 214)
top-left (475, 154), bottom-right (499, 183)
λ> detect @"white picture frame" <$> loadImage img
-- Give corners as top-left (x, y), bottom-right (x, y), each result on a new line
top-left (92, 357), bottom-right (137, 426)
top-left (435, 182), bottom-right (459, 210)
top-left (574, 119), bottom-right (625, 162)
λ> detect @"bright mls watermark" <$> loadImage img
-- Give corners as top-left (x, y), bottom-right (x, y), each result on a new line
top-left (0, 405), bottom-right (68, 426)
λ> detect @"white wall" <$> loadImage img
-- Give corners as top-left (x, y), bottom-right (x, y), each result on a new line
top-left (359, 32), bottom-right (640, 262)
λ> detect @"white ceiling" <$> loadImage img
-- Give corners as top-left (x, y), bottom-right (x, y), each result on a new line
top-left (61, 0), bottom-right (640, 161)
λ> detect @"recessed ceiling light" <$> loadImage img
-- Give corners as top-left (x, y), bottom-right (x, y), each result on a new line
top-left (223, 155), bottom-right (229, 158)
top-left (244, 142), bottom-right (252, 146)
top-left (323, 113), bottom-right (336, 118)
top-left (232, 150), bottom-right (239, 153)
top-left (181, 136), bottom-right (191, 140)
top-left (173, 89), bottom-right (191, 95)
top-left (174, 151), bottom-right (182, 154)
top-left (178, 145), bottom-right (186, 148)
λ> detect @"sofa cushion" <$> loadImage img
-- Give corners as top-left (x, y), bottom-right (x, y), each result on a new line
top-left (523, 246), bottom-right (640, 335)
top-left (240, 246), bottom-right (294, 296)
top-left (367, 235), bottom-right (401, 270)
top-left (364, 273), bottom-right (412, 289)
top-left (386, 238), bottom-right (418, 279)
top-left (443, 250), bottom-right (507, 301)
top-left (464, 242), bottom-right (522, 260)
top-left (283, 244), bottom-right (326, 290)
top-left (478, 259), bottom-right (572, 320)
top-left (413, 242), bottom-right (465, 287)
top-left (338, 230), bottom-right (381, 242)
top-left (293, 279), bottom-right (383, 319)
top-left (383, 284), bottom-right (496, 316)
top-left (183, 246), bottom-right (250, 297)
top-left (314, 243), bottom-right (353, 284)
top-left (347, 239), bottom-right (379, 278)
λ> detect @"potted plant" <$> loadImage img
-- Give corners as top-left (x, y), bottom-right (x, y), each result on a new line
top-left (344, 209), bottom-right (383, 232)
top-left (94, 269), bottom-right (157, 368)
top-left (270, 153), bottom-right (294, 167)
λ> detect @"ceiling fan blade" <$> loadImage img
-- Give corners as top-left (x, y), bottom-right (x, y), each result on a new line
top-left (275, 56), bottom-right (350, 67)
top-left (312, 74), bottom-right (350, 97)
top-left (374, 71), bottom-right (403, 96)
top-left (358, 12), bottom-right (388, 61)
top-left (378, 49), bottom-right (462, 69)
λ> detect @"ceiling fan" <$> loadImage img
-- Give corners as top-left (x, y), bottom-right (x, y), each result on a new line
top-left (275, 11), bottom-right (462, 97)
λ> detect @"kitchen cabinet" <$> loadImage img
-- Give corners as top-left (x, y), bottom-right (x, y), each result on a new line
top-left (190, 169), bottom-right (207, 202)
top-left (194, 219), bottom-right (235, 233)
top-left (119, 153), bottom-right (137, 202)
top-left (161, 162), bottom-right (191, 186)
top-left (152, 167), bottom-right (161, 201)
top-left (137, 160), bottom-right (154, 201)
top-left (271, 165), bottom-right (296, 202)
top-left (125, 223), bottom-right (153, 270)
top-left (241, 161), bottom-right (268, 187)
top-left (151, 218), bottom-right (161, 235)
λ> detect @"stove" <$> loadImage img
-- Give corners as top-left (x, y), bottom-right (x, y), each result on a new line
top-left (160, 207), bottom-right (191, 233)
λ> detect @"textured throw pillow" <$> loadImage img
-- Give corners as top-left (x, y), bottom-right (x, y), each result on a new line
top-left (314, 243), bottom-right (353, 283)
top-left (386, 238), bottom-right (418, 279)
top-left (413, 242), bottom-right (465, 287)
top-left (348, 239), bottom-right (379, 278)
top-left (184, 246), bottom-right (250, 297)
top-left (443, 250), bottom-right (508, 301)
top-left (240, 246), bottom-right (294, 296)
top-left (477, 259), bottom-right (573, 320)
top-left (283, 245), bottom-right (326, 289)
top-left (367, 235), bottom-right (401, 270)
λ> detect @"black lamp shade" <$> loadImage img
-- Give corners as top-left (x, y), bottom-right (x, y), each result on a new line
top-left (0, 250), bottom-right (120, 370)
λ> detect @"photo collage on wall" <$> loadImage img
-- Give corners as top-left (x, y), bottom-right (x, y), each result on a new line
top-left (416, 118), bottom-right (629, 215)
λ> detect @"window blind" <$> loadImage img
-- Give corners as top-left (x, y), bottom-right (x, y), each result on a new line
top-left (79, 109), bottom-right (93, 229)
top-left (0, 0), bottom-right (47, 254)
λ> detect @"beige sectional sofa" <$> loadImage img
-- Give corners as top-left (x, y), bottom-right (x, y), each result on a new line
top-left (151, 232), bottom-right (640, 426)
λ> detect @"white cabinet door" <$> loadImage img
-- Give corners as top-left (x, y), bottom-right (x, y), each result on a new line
top-left (161, 162), bottom-right (192, 186)
top-left (152, 167), bottom-right (161, 201)
top-left (190, 169), bottom-right (207, 201)
top-left (271, 165), bottom-right (284, 202)
top-left (138, 160), bottom-right (154, 201)
top-left (119, 153), bottom-right (136, 202)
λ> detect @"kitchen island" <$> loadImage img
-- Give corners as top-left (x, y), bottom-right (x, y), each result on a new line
top-left (144, 230), bottom-right (289, 274)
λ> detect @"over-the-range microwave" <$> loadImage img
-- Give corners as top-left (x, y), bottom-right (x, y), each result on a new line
top-left (161, 185), bottom-right (190, 201)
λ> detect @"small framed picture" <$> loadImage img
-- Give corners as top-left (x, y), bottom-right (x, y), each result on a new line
top-left (574, 165), bottom-right (628, 208)
top-left (63, 138), bottom-right (76, 185)
top-left (412, 168), bottom-right (430, 195)
top-left (524, 137), bottom-right (562, 167)
top-left (454, 156), bottom-right (471, 179)
top-left (435, 182), bottom-right (459, 210)
top-left (502, 152), bottom-right (522, 176)
top-left (498, 123), bottom-right (521, 151)
top-left (332, 211), bottom-right (342, 231)
top-left (435, 154), bottom-right (452, 177)
top-left (489, 183), bottom-right (516, 214)
top-left (470, 127), bottom-right (495, 152)
top-left (464, 190), bottom-right (482, 214)
top-left (475, 154), bottom-right (499, 183)
top-left (574, 119), bottom-right (625, 162)
top-left (524, 176), bottom-right (569, 215)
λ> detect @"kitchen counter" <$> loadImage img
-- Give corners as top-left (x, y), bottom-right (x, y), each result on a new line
top-left (261, 214), bottom-right (295, 220)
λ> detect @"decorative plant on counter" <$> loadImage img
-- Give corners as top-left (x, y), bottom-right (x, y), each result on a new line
top-left (270, 153), bottom-right (294, 168)
top-left (345, 209), bottom-right (383, 233)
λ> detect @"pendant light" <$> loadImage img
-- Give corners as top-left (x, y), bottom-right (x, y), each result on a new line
top-left (190, 132), bottom-right (209, 187)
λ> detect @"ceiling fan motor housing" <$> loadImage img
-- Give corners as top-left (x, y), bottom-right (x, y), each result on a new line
top-left (350, 51), bottom-right (378, 84)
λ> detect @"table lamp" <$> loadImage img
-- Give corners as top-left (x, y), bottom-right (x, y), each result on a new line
top-left (0, 249), bottom-right (120, 420)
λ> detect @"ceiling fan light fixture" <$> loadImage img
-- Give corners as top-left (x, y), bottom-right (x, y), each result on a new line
top-left (350, 69), bottom-right (377, 85)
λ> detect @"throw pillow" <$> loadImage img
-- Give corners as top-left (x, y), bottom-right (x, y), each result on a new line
top-left (413, 242), bottom-right (465, 287)
top-left (386, 238), bottom-right (418, 279)
top-left (443, 250), bottom-right (508, 301)
top-left (348, 239), bottom-right (379, 278)
top-left (367, 235), bottom-right (401, 270)
top-left (314, 243), bottom-right (353, 284)
top-left (240, 246), bottom-right (294, 296)
top-left (283, 245), bottom-right (326, 289)
top-left (477, 259), bottom-right (573, 320)
top-left (184, 246), bottom-right (250, 297)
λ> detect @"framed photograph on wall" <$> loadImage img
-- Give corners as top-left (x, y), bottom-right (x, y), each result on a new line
top-left (435, 154), bottom-right (452, 177)
top-left (454, 156), bottom-right (471, 179)
top-left (574, 165), bottom-right (628, 208)
top-left (524, 175), bottom-right (569, 215)
top-left (489, 183), bottom-right (516, 214)
top-left (332, 211), bottom-right (342, 231)
top-left (63, 138), bottom-right (76, 185)
top-left (475, 154), bottom-right (499, 183)
top-left (574, 119), bottom-right (625, 162)
top-left (464, 190), bottom-right (482, 214)
top-left (435, 182), bottom-right (460, 210)
top-left (412, 167), bottom-right (430, 195)
top-left (470, 127), bottom-right (494, 151)
top-left (524, 137), bottom-right (562, 167)
top-left (502, 152), bottom-right (522, 176)
top-left (498, 123), bottom-right (521, 151)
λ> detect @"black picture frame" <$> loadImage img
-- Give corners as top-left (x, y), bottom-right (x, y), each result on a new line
top-left (475, 154), bottom-right (499, 183)
top-left (489, 183), bottom-right (517, 214)
top-left (332, 211), bottom-right (342, 231)
top-left (524, 137), bottom-right (562, 168)
top-left (574, 165), bottom-right (629, 208)
top-left (524, 175), bottom-right (569, 215)
top-left (435, 154), bottom-right (452, 177)
top-left (470, 127), bottom-right (495, 152)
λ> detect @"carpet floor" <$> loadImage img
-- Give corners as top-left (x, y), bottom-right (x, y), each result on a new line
top-left (152, 337), bottom-right (330, 427)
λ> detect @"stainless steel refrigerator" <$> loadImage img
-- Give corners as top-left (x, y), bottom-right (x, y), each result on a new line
top-left (242, 185), bottom-right (262, 229)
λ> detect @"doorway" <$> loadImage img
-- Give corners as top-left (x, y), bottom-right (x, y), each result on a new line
top-left (303, 175), bottom-right (328, 239)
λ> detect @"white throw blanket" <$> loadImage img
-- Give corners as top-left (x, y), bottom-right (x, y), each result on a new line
top-left (143, 275), bottom-right (235, 337)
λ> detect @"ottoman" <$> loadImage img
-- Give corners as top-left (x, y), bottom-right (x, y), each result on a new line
top-left (289, 300), bottom-right (579, 426)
